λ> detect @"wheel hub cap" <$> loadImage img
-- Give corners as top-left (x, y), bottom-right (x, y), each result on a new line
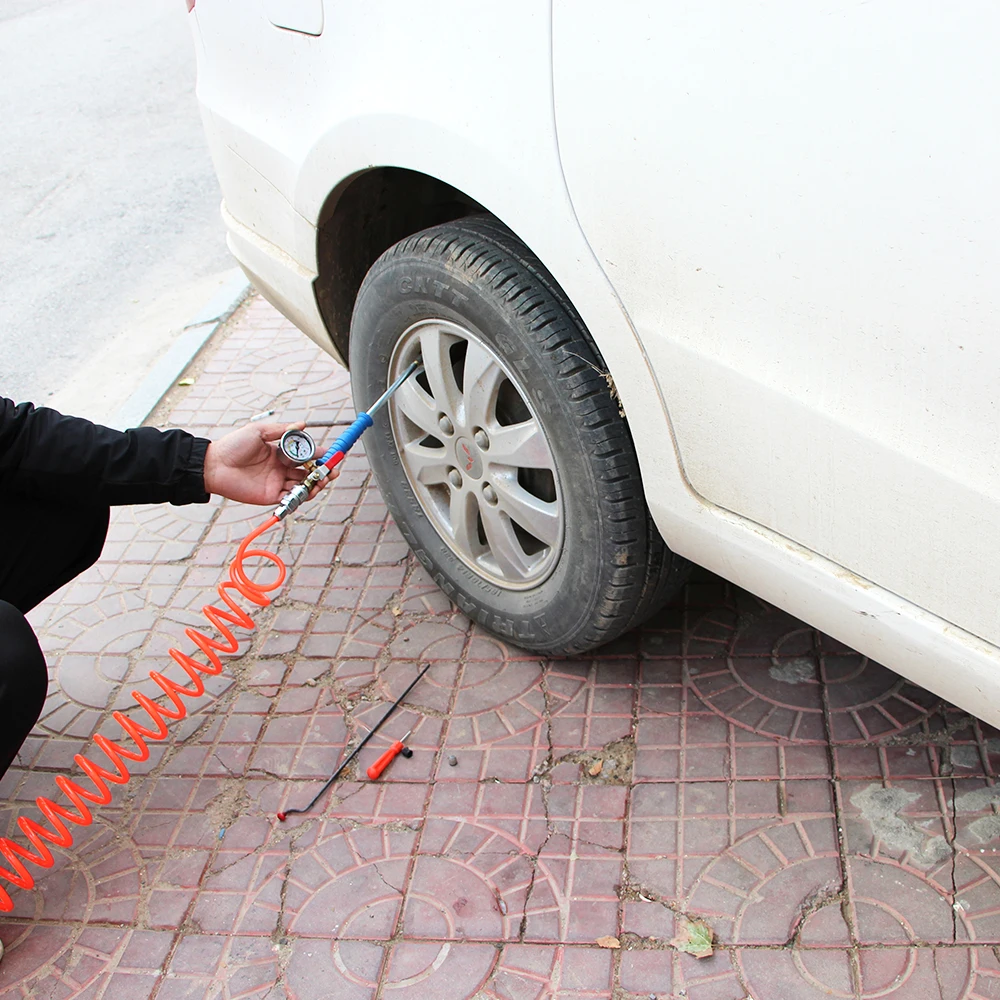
top-left (455, 437), bottom-right (482, 478)
top-left (387, 318), bottom-right (564, 590)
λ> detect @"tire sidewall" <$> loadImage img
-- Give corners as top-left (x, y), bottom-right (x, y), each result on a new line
top-left (350, 252), bottom-right (610, 648)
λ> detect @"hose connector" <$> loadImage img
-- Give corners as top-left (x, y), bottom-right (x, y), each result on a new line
top-left (273, 464), bottom-right (330, 521)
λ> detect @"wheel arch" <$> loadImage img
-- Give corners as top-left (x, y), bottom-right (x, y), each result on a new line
top-left (294, 117), bottom-right (688, 559)
top-left (314, 167), bottom-right (485, 362)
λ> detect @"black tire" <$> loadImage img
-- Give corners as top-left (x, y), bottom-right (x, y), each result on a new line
top-left (349, 216), bottom-right (689, 655)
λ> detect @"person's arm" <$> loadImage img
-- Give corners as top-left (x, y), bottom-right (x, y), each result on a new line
top-left (0, 398), bottom-right (208, 505)
top-left (0, 398), bottom-right (327, 507)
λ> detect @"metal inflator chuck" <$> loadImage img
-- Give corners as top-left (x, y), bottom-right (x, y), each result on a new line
top-left (273, 361), bottom-right (422, 521)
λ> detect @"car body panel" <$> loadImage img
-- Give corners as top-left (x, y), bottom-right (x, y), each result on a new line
top-left (552, 0), bottom-right (1000, 647)
top-left (189, 0), bottom-right (1000, 724)
top-left (263, 0), bottom-right (324, 36)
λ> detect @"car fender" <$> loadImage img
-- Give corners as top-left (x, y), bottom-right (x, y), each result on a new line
top-left (293, 111), bottom-right (692, 524)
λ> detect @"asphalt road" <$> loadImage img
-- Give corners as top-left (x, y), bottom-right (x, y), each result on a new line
top-left (0, 0), bottom-right (234, 409)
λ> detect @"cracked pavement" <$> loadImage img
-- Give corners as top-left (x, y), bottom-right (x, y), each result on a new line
top-left (2, 297), bottom-right (1000, 999)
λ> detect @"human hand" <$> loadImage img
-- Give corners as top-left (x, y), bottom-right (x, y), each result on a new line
top-left (203, 421), bottom-right (338, 505)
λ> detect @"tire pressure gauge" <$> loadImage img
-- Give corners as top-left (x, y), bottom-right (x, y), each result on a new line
top-left (279, 428), bottom-right (317, 465)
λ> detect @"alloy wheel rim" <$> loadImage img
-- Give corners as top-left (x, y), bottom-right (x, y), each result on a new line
top-left (387, 318), bottom-right (564, 590)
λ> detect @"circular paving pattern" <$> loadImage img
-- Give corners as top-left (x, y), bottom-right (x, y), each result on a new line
top-left (379, 643), bottom-right (587, 746)
top-left (0, 820), bottom-right (144, 994)
top-left (682, 822), bottom-right (990, 999)
top-left (248, 822), bottom-right (565, 941)
top-left (131, 501), bottom-right (216, 539)
top-left (791, 898), bottom-right (925, 999)
top-left (219, 343), bottom-right (351, 413)
top-left (242, 823), bottom-right (564, 995)
top-left (686, 607), bottom-right (940, 742)
top-left (331, 896), bottom-right (495, 991)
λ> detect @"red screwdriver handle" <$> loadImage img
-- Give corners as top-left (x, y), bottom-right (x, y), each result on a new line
top-left (367, 740), bottom-right (404, 780)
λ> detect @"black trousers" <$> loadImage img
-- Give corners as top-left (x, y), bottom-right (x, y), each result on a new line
top-left (0, 501), bottom-right (110, 780)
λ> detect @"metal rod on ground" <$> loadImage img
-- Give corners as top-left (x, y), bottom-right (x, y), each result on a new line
top-left (275, 662), bottom-right (432, 821)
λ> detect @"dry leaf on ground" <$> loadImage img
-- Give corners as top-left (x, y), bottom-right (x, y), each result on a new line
top-left (670, 917), bottom-right (714, 959)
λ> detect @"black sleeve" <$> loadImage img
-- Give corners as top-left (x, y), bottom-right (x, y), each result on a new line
top-left (0, 398), bottom-right (210, 506)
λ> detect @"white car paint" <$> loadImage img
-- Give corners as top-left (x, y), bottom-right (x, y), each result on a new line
top-left (553, 2), bottom-right (1000, 650)
top-left (190, 0), bottom-right (1000, 724)
top-left (263, 0), bottom-right (323, 36)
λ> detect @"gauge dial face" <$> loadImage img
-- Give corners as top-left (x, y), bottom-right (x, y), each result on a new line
top-left (279, 429), bottom-right (316, 464)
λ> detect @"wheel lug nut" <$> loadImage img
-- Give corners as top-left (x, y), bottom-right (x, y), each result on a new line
top-left (439, 415), bottom-right (454, 435)
top-left (448, 468), bottom-right (463, 488)
top-left (474, 429), bottom-right (489, 449)
top-left (482, 484), bottom-right (498, 505)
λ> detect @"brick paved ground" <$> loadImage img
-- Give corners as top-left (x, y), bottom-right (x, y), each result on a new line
top-left (3, 296), bottom-right (1000, 999)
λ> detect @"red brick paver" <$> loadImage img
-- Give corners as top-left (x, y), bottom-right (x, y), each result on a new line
top-left (2, 296), bottom-right (1000, 999)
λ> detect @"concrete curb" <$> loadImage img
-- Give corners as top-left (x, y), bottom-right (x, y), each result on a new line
top-left (108, 271), bottom-right (251, 430)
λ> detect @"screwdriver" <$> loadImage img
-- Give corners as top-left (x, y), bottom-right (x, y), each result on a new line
top-left (367, 730), bottom-right (412, 780)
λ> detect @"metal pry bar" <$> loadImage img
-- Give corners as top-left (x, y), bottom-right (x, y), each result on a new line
top-left (276, 662), bottom-right (431, 820)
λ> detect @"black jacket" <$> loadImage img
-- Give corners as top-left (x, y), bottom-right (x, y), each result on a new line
top-left (0, 398), bottom-right (210, 506)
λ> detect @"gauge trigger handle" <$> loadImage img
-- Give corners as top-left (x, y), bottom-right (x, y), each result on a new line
top-left (321, 413), bottom-right (373, 465)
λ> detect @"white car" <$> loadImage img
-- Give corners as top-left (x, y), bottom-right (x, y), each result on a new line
top-left (189, 2), bottom-right (1000, 724)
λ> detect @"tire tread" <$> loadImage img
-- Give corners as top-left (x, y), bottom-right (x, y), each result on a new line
top-left (359, 215), bottom-right (688, 653)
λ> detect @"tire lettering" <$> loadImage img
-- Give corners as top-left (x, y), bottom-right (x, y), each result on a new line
top-left (398, 274), bottom-right (462, 300)
top-left (489, 615), bottom-right (538, 640)
top-left (490, 616), bottom-right (514, 637)
top-left (455, 593), bottom-right (489, 625)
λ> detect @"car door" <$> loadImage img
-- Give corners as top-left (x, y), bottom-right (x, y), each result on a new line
top-left (552, 0), bottom-right (1000, 646)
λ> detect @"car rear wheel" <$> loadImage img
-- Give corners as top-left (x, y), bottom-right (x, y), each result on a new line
top-left (349, 217), bottom-right (688, 654)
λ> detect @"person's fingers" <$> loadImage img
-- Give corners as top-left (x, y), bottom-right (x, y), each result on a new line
top-left (309, 468), bottom-right (334, 490)
top-left (263, 420), bottom-right (306, 444)
top-left (317, 467), bottom-right (339, 492)
top-left (257, 422), bottom-right (290, 443)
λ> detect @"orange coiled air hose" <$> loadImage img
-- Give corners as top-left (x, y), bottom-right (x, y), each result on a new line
top-left (0, 361), bottom-right (422, 912)
top-left (0, 514), bottom-right (283, 913)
